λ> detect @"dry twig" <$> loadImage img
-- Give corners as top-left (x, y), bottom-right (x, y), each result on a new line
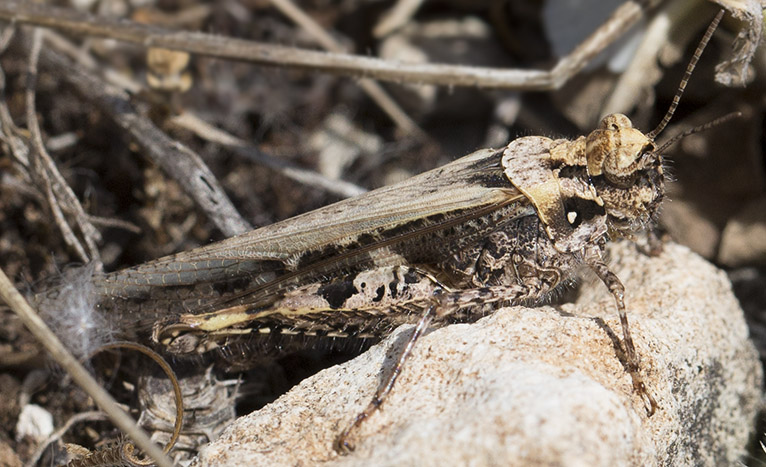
top-left (269, 0), bottom-right (422, 136)
top-left (40, 30), bottom-right (363, 202)
top-left (25, 29), bottom-right (102, 263)
top-left (602, 0), bottom-right (711, 116)
top-left (169, 112), bottom-right (367, 199)
top-left (0, 267), bottom-right (173, 467)
top-left (41, 47), bottom-right (252, 237)
top-left (0, 0), bottom-right (660, 90)
top-left (374, 0), bottom-right (425, 38)
top-left (27, 411), bottom-right (109, 466)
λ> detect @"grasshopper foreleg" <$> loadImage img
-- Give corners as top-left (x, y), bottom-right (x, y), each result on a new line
top-left (585, 248), bottom-right (658, 415)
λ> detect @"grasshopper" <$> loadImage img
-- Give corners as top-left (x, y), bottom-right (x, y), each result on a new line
top-left (41, 10), bottom-right (727, 453)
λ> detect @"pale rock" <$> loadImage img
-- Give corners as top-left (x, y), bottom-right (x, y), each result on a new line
top-left (660, 199), bottom-right (720, 260)
top-left (718, 196), bottom-right (766, 267)
top-left (193, 242), bottom-right (762, 466)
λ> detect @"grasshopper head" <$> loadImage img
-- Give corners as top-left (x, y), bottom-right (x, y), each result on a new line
top-left (580, 9), bottom-right (727, 235)
top-left (585, 114), bottom-right (657, 186)
top-left (585, 113), bottom-right (665, 234)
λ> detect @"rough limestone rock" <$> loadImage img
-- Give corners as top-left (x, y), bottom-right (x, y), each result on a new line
top-left (193, 242), bottom-right (762, 466)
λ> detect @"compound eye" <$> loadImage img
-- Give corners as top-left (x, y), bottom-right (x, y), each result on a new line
top-left (599, 113), bottom-right (632, 131)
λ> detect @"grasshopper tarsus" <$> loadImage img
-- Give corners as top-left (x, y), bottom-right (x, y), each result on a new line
top-left (638, 380), bottom-right (659, 417)
top-left (335, 422), bottom-right (359, 454)
top-left (335, 396), bottom-right (378, 454)
top-left (642, 228), bottom-right (665, 257)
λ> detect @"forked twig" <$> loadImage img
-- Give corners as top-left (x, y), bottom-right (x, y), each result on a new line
top-left (25, 29), bottom-right (102, 263)
top-left (0, 0), bottom-right (660, 90)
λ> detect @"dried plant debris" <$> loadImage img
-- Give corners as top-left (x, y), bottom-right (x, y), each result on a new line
top-left (137, 368), bottom-right (237, 463)
top-left (0, 0), bottom-right (764, 464)
top-left (711, 0), bottom-right (766, 86)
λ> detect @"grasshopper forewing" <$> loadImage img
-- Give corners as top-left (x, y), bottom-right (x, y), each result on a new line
top-left (91, 147), bottom-right (526, 342)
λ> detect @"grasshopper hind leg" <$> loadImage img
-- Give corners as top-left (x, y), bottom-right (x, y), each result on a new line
top-left (334, 281), bottom-right (536, 453)
top-left (335, 305), bottom-right (436, 453)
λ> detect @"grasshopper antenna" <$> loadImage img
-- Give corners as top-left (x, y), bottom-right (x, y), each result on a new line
top-left (647, 9), bottom-right (724, 140)
top-left (655, 111), bottom-right (742, 154)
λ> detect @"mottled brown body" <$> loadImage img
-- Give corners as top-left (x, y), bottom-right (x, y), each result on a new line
top-left (84, 125), bottom-right (656, 354)
top-left (21, 101), bottom-right (672, 444)
top-left (36, 112), bottom-right (667, 453)
top-left (73, 109), bottom-right (664, 407)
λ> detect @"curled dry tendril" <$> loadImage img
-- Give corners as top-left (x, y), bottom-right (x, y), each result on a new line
top-left (67, 342), bottom-right (183, 467)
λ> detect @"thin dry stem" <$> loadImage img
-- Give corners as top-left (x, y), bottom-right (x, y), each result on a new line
top-left (0, 0), bottom-right (659, 90)
top-left (25, 29), bottom-right (102, 263)
top-left (0, 267), bottom-right (173, 467)
top-left (40, 47), bottom-right (252, 237)
top-left (269, 0), bottom-right (423, 136)
top-left (169, 112), bottom-right (367, 198)
top-left (602, 0), bottom-right (708, 116)
top-left (41, 31), bottom-right (363, 201)
top-left (28, 411), bottom-right (109, 466)
top-left (374, 0), bottom-right (425, 38)
top-left (0, 19), bottom-right (14, 51)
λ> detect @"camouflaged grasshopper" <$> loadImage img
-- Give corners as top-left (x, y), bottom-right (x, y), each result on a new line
top-left (55, 10), bottom-right (726, 453)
